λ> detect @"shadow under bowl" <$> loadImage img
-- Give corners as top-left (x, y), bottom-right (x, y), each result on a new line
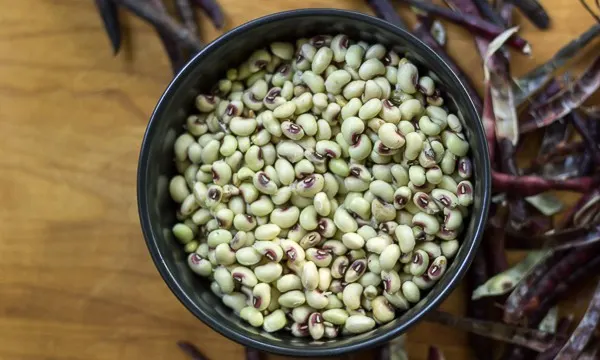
top-left (137, 8), bottom-right (491, 357)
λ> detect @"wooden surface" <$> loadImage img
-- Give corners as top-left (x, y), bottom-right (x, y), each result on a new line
top-left (0, 1), bottom-right (598, 359)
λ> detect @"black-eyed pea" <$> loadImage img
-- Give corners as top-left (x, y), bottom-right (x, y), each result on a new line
top-left (172, 223), bottom-right (194, 244)
top-left (206, 229), bottom-right (232, 248)
top-left (333, 207), bottom-right (358, 233)
top-left (195, 94), bottom-right (219, 113)
top-left (342, 283), bottom-right (363, 310)
top-left (316, 217), bottom-right (337, 239)
top-left (301, 261), bottom-right (319, 290)
top-left (360, 79), bottom-right (383, 102)
top-left (222, 292), bottom-right (247, 314)
top-left (342, 232), bottom-right (365, 250)
top-left (419, 115), bottom-right (442, 136)
top-left (328, 280), bottom-right (344, 295)
top-left (253, 241), bottom-right (284, 262)
top-left (240, 306), bottom-right (264, 327)
top-left (441, 240), bottom-right (459, 259)
top-left (428, 255), bottom-right (448, 281)
top-left (305, 290), bottom-right (329, 310)
top-left (383, 290), bottom-right (409, 310)
top-left (263, 309), bottom-right (286, 333)
top-left (324, 69), bottom-right (352, 95)
top-left (403, 132), bottom-right (423, 161)
top-left (312, 192), bottom-right (331, 217)
top-left (322, 103), bottom-right (341, 124)
top-left (379, 244), bottom-right (401, 271)
top-left (311, 46), bottom-right (333, 75)
top-left (381, 270), bottom-right (401, 294)
top-left (280, 239), bottom-right (306, 263)
top-left (210, 281), bottom-right (224, 298)
top-left (293, 115), bottom-right (317, 138)
top-left (443, 207), bottom-right (463, 231)
top-left (278, 290), bottom-right (306, 308)
top-left (331, 256), bottom-right (349, 279)
top-left (195, 243), bottom-right (209, 258)
top-left (425, 166), bottom-right (443, 185)
top-left (397, 62), bottom-right (418, 94)
top-left (298, 206), bottom-right (319, 231)
top-left (345, 259), bottom-right (367, 283)
top-left (341, 98), bottom-right (363, 120)
top-left (359, 272), bottom-right (382, 288)
top-left (369, 180), bottom-right (395, 203)
top-left (345, 44), bottom-right (365, 69)
top-left (340, 116), bottom-right (365, 145)
top-left (358, 98), bottom-right (383, 120)
top-left (290, 322), bottom-right (310, 337)
top-left (235, 246), bottom-right (262, 266)
top-left (214, 243), bottom-right (236, 265)
top-left (408, 165), bottom-right (426, 187)
top-left (290, 305), bottom-right (312, 324)
top-left (442, 130), bottom-right (469, 156)
top-left (215, 208), bottom-right (234, 229)
top-left (358, 58), bottom-right (385, 80)
top-left (372, 76), bottom-right (391, 99)
top-left (249, 195), bottom-right (274, 217)
top-left (457, 180), bottom-right (474, 206)
top-left (413, 274), bottom-right (436, 290)
top-left (413, 192), bottom-right (441, 215)
top-left (306, 312), bottom-right (325, 340)
top-left (273, 101), bottom-right (297, 119)
top-left (214, 266), bottom-right (235, 294)
top-left (409, 249), bottom-right (430, 276)
top-left (186, 115), bottom-right (209, 136)
top-left (344, 314), bottom-right (375, 334)
top-left (306, 248), bottom-right (333, 268)
top-left (348, 133), bottom-right (372, 161)
top-left (457, 157), bottom-right (473, 179)
top-left (447, 114), bottom-right (462, 132)
top-left (372, 296), bottom-right (395, 323)
top-left (399, 99), bottom-right (423, 121)
top-left (244, 145), bottom-right (265, 172)
top-left (371, 199), bottom-right (396, 223)
top-left (273, 159), bottom-right (294, 186)
top-left (231, 266), bottom-right (258, 287)
top-left (401, 281), bottom-right (421, 303)
top-left (254, 262), bottom-right (283, 283)
top-left (270, 206), bottom-right (300, 229)
top-left (187, 253), bottom-right (213, 277)
top-left (439, 175), bottom-right (459, 194)
top-left (291, 192), bottom-right (313, 208)
top-left (343, 80), bottom-right (366, 99)
top-left (277, 274), bottom-right (303, 292)
top-left (365, 236), bottom-right (391, 254)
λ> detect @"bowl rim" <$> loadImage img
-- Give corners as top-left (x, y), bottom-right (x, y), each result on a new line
top-left (138, 8), bottom-right (491, 357)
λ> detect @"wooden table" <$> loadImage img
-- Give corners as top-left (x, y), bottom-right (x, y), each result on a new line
top-left (0, 1), bottom-right (597, 359)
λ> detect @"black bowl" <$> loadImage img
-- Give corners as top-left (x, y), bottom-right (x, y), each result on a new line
top-left (137, 8), bottom-right (491, 357)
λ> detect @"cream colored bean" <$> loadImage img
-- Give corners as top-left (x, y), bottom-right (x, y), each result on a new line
top-left (397, 62), bottom-right (418, 94)
top-left (412, 212), bottom-right (440, 234)
top-left (296, 113), bottom-right (318, 137)
top-left (301, 71), bottom-right (326, 93)
top-left (240, 306), bottom-right (264, 327)
top-left (372, 296), bottom-right (395, 323)
top-left (359, 58), bottom-right (385, 80)
top-left (399, 99), bottom-right (423, 120)
top-left (374, 76), bottom-right (391, 99)
top-left (383, 290), bottom-right (410, 310)
top-left (280, 239), bottom-right (306, 263)
top-left (345, 44), bottom-right (365, 69)
top-left (361, 79), bottom-right (383, 102)
top-left (333, 207), bottom-right (358, 233)
top-left (341, 98), bottom-right (362, 120)
top-left (326, 294), bottom-right (344, 309)
top-left (222, 292), bottom-right (247, 314)
top-left (214, 266), bottom-right (235, 294)
top-left (381, 269), bottom-right (401, 294)
top-left (279, 290), bottom-right (306, 308)
top-left (379, 244), bottom-right (401, 271)
top-left (323, 309), bottom-right (349, 325)
top-left (215, 243), bottom-right (236, 265)
top-left (291, 305), bottom-right (313, 324)
top-left (276, 141), bottom-right (304, 163)
top-left (277, 274), bottom-right (303, 292)
top-left (345, 259), bottom-right (367, 283)
top-left (231, 266), bottom-right (258, 287)
top-left (269, 206), bottom-right (300, 229)
top-left (402, 281), bottom-right (421, 303)
top-left (318, 268), bottom-right (332, 292)
top-left (236, 247), bottom-right (262, 266)
top-left (342, 283), bottom-right (363, 310)
top-left (305, 289), bottom-right (329, 309)
top-left (325, 70), bottom-right (352, 95)
top-left (342, 232), bottom-right (365, 250)
top-left (343, 80), bottom-right (366, 99)
top-left (348, 134), bottom-right (372, 161)
top-left (187, 253), bottom-right (213, 277)
top-left (312, 47), bottom-right (333, 75)
top-left (302, 261), bottom-right (319, 290)
top-left (254, 262), bottom-right (283, 283)
top-left (263, 309), bottom-right (286, 332)
top-left (344, 315), bottom-right (375, 334)
top-left (358, 98), bottom-right (383, 120)
top-left (404, 132), bottom-right (423, 161)
top-left (312, 192), bottom-right (331, 217)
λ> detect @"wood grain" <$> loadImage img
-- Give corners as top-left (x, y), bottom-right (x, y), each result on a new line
top-left (0, 1), bottom-right (598, 359)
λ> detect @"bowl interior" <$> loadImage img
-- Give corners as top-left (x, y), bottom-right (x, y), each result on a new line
top-left (138, 9), bottom-right (490, 357)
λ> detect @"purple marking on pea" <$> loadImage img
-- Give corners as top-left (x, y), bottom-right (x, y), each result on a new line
top-left (225, 104), bottom-right (237, 116)
top-left (412, 252), bottom-right (423, 265)
top-left (286, 249), bottom-right (297, 261)
top-left (395, 195), bottom-right (408, 206)
top-left (252, 296), bottom-right (262, 309)
top-left (309, 312), bottom-right (323, 324)
top-left (315, 250), bottom-right (330, 260)
top-left (382, 99), bottom-right (394, 109)
top-left (383, 278), bottom-right (391, 292)
top-left (340, 36), bottom-right (349, 49)
top-left (287, 123), bottom-right (302, 134)
top-left (212, 169), bottom-right (220, 181)
top-left (204, 94), bottom-right (215, 102)
top-left (302, 175), bottom-right (315, 188)
top-left (349, 167), bottom-right (362, 177)
top-left (382, 53), bottom-right (392, 66)
top-left (296, 53), bottom-right (305, 62)
top-left (190, 253), bottom-right (202, 264)
top-left (255, 60), bottom-right (268, 70)
top-left (416, 194), bottom-right (430, 208)
top-left (351, 260), bottom-right (366, 274)
top-left (378, 142), bottom-right (392, 154)
top-left (458, 183), bottom-right (472, 195)
top-left (265, 250), bottom-right (278, 261)
top-left (245, 214), bottom-right (254, 222)
top-left (310, 35), bottom-right (328, 48)
top-left (208, 188), bottom-right (220, 200)
top-left (258, 172), bottom-right (270, 186)
top-left (428, 265), bottom-right (440, 277)
top-left (232, 273), bottom-right (244, 282)
top-left (278, 64), bottom-right (290, 74)
top-left (351, 136), bottom-right (362, 147)
top-left (265, 89), bottom-right (281, 102)
top-left (257, 148), bottom-right (263, 160)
